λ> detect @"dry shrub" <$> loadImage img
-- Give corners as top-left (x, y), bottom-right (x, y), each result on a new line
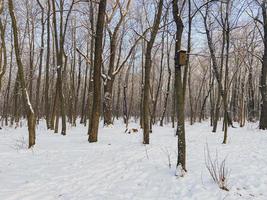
top-left (204, 144), bottom-right (230, 191)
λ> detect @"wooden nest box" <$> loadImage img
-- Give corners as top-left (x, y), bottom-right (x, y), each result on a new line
top-left (177, 50), bottom-right (187, 66)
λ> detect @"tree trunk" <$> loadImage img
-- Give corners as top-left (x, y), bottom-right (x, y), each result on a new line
top-left (160, 32), bottom-right (171, 126)
top-left (0, 17), bottom-right (7, 91)
top-left (45, 0), bottom-right (51, 129)
top-left (143, 0), bottom-right (163, 144)
top-left (173, 0), bottom-right (186, 174)
top-left (222, 1), bottom-right (230, 144)
top-left (88, 0), bottom-right (107, 142)
top-left (103, 80), bottom-right (114, 126)
top-left (35, 0), bottom-right (45, 122)
top-left (115, 72), bottom-right (122, 120)
top-left (3, 34), bottom-right (12, 126)
top-left (260, 1), bottom-right (267, 130)
top-left (8, 0), bottom-right (36, 148)
top-left (80, 42), bottom-right (90, 124)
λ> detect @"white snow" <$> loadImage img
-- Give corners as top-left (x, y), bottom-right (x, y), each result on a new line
top-left (0, 121), bottom-right (267, 200)
top-left (25, 89), bottom-right (34, 114)
top-left (175, 164), bottom-right (186, 178)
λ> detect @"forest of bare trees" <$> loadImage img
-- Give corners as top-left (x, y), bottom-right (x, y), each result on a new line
top-left (1, 0), bottom-right (267, 176)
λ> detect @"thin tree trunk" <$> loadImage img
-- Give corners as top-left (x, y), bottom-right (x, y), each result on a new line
top-left (160, 32), bottom-right (172, 126)
top-left (115, 72), bottom-right (122, 120)
top-left (3, 34), bottom-right (12, 126)
top-left (222, 1), bottom-right (230, 144)
top-left (143, 0), bottom-right (163, 144)
top-left (80, 42), bottom-right (90, 124)
top-left (173, 0), bottom-right (186, 174)
top-left (45, 0), bottom-right (51, 129)
top-left (0, 17), bottom-right (7, 91)
top-left (8, 0), bottom-right (36, 148)
top-left (35, 0), bottom-right (45, 122)
top-left (152, 22), bottom-right (165, 125)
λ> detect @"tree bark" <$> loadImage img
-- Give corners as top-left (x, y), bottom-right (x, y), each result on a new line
top-left (160, 31), bottom-right (172, 126)
top-left (260, 1), bottom-right (267, 130)
top-left (88, 0), bottom-right (107, 142)
top-left (143, 0), bottom-right (163, 144)
top-left (172, 0), bottom-right (186, 174)
top-left (35, 0), bottom-right (45, 122)
top-left (45, 0), bottom-right (51, 129)
top-left (8, 0), bottom-right (36, 148)
top-left (0, 17), bottom-right (7, 91)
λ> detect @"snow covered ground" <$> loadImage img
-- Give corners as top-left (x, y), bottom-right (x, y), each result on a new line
top-left (0, 120), bottom-right (266, 200)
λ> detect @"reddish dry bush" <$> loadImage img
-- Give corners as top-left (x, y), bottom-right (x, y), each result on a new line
top-left (204, 144), bottom-right (230, 191)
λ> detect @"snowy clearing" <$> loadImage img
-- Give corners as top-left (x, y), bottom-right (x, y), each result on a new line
top-left (0, 121), bottom-right (266, 200)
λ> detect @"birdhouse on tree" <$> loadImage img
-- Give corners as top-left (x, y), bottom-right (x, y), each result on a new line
top-left (176, 50), bottom-right (187, 66)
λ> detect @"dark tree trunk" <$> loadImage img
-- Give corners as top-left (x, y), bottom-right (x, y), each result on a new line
top-left (143, 0), bottom-right (163, 144)
top-left (88, 0), bottom-right (107, 142)
top-left (260, 2), bottom-right (267, 130)
top-left (45, 0), bottom-right (51, 129)
top-left (248, 66), bottom-right (255, 121)
top-left (8, 0), bottom-right (36, 148)
top-left (35, 0), bottom-right (45, 122)
top-left (115, 72), bottom-right (122, 120)
top-left (172, 0), bottom-right (186, 174)
top-left (160, 31), bottom-right (172, 126)
top-left (3, 34), bottom-right (12, 126)
top-left (103, 80), bottom-right (114, 126)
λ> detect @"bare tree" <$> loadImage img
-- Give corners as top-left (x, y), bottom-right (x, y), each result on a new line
top-left (172, 0), bottom-right (186, 175)
top-left (45, 0), bottom-right (51, 129)
top-left (0, 0), bottom-right (6, 91)
top-left (88, 0), bottom-right (107, 142)
top-left (8, 0), bottom-right (36, 148)
top-left (259, 1), bottom-right (267, 129)
top-left (143, 0), bottom-right (163, 144)
top-left (51, 0), bottom-right (75, 135)
top-left (35, 0), bottom-right (45, 122)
